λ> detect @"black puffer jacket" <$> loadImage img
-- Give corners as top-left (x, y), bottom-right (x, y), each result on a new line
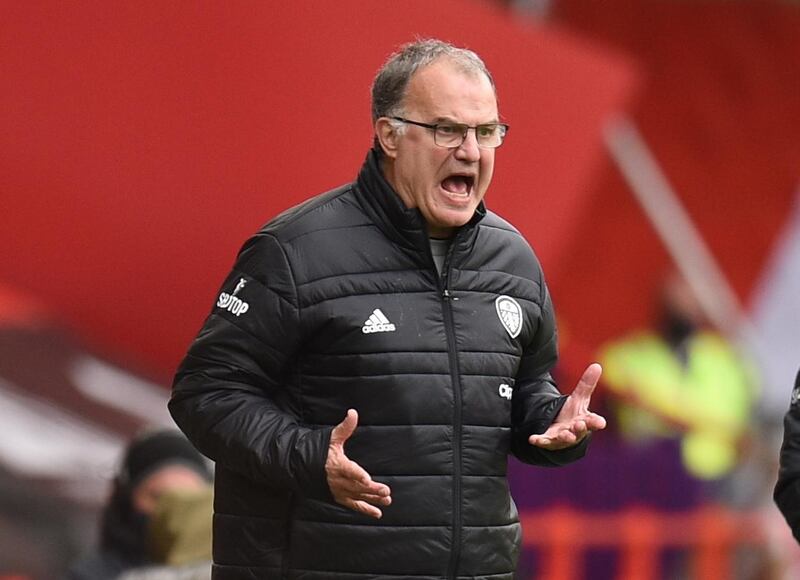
top-left (775, 368), bottom-right (800, 543)
top-left (170, 151), bottom-right (588, 579)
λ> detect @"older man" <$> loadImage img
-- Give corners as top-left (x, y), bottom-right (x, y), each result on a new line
top-left (170, 39), bottom-right (606, 579)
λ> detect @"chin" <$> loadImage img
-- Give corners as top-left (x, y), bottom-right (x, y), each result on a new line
top-left (433, 213), bottom-right (474, 230)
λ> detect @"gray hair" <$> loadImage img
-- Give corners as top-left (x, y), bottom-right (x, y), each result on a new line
top-left (371, 39), bottom-right (496, 128)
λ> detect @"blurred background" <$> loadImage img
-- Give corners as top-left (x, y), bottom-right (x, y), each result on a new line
top-left (1, 0), bottom-right (799, 578)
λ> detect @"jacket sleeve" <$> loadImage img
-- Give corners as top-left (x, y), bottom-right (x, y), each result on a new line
top-left (510, 274), bottom-right (590, 466)
top-left (169, 233), bottom-right (334, 502)
top-left (775, 368), bottom-right (800, 542)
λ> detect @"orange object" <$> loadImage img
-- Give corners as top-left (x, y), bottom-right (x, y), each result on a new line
top-left (519, 504), bottom-right (766, 580)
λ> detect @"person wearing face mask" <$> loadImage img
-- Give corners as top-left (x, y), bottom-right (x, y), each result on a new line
top-left (598, 272), bottom-right (758, 487)
top-left (116, 484), bottom-right (213, 580)
top-left (169, 38), bottom-right (606, 580)
top-left (66, 428), bottom-right (212, 580)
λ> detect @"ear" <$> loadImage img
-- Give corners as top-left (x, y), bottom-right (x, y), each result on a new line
top-left (375, 118), bottom-right (400, 159)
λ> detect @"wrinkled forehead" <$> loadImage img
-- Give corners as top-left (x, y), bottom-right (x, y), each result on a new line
top-left (403, 59), bottom-right (498, 120)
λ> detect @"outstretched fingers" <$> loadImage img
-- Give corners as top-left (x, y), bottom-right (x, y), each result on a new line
top-left (332, 458), bottom-right (392, 518)
top-left (529, 427), bottom-right (577, 447)
top-left (337, 459), bottom-right (390, 496)
top-left (348, 499), bottom-right (387, 519)
top-left (326, 409), bottom-right (392, 519)
top-left (527, 363), bottom-right (607, 450)
top-left (584, 411), bottom-right (607, 431)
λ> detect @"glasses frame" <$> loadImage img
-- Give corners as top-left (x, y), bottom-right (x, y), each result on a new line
top-left (390, 116), bottom-right (509, 149)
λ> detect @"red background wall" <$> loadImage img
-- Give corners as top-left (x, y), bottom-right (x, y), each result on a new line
top-left (1, 1), bottom-right (636, 379)
top-left (549, 0), bottom-right (800, 362)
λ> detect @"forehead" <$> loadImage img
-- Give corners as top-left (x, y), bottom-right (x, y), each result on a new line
top-left (402, 58), bottom-right (498, 122)
top-left (138, 464), bottom-right (205, 490)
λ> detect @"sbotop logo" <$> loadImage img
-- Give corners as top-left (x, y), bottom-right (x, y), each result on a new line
top-left (217, 277), bottom-right (250, 317)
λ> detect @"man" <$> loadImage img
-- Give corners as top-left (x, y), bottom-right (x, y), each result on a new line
top-left (67, 429), bottom-right (212, 580)
top-left (118, 486), bottom-right (213, 580)
top-left (776, 368), bottom-right (800, 542)
top-left (170, 39), bottom-right (606, 579)
top-left (599, 272), bottom-right (756, 485)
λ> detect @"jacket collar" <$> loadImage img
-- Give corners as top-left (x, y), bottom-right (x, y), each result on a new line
top-left (353, 149), bottom-right (486, 253)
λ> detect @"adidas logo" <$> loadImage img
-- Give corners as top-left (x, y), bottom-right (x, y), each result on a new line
top-left (362, 309), bottom-right (396, 334)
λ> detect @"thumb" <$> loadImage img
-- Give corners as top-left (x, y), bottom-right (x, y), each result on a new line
top-left (330, 408), bottom-right (359, 447)
top-left (573, 363), bottom-right (602, 401)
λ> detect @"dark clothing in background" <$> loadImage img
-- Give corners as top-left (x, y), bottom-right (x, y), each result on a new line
top-left (65, 484), bottom-right (150, 580)
top-left (66, 550), bottom-right (135, 580)
top-left (170, 151), bottom-right (588, 579)
top-left (775, 368), bottom-right (800, 542)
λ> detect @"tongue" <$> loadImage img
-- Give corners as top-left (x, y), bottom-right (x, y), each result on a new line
top-left (442, 176), bottom-right (469, 194)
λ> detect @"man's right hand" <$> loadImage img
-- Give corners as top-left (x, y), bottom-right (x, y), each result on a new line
top-left (325, 409), bottom-right (392, 519)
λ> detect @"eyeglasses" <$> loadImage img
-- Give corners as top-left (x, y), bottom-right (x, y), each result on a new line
top-left (390, 117), bottom-right (509, 149)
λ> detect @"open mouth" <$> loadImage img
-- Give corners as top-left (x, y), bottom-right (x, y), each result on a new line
top-left (440, 174), bottom-right (475, 196)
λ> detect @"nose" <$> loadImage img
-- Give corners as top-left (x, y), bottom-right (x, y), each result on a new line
top-left (454, 128), bottom-right (481, 162)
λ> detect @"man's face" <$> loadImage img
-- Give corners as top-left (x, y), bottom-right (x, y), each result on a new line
top-left (132, 464), bottom-right (207, 515)
top-left (382, 59), bottom-right (499, 239)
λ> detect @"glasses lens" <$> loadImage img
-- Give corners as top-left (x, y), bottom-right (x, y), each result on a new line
top-left (476, 124), bottom-right (506, 148)
top-left (431, 122), bottom-right (508, 148)
top-left (434, 123), bottom-right (467, 147)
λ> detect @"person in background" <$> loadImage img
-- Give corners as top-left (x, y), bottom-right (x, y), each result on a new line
top-left (775, 368), bottom-right (800, 542)
top-left (599, 272), bottom-right (758, 498)
top-left (169, 38), bottom-right (606, 579)
top-left (118, 485), bottom-right (213, 580)
top-left (66, 428), bottom-right (212, 580)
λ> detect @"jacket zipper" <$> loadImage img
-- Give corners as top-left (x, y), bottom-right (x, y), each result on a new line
top-left (439, 239), bottom-right (463, 579)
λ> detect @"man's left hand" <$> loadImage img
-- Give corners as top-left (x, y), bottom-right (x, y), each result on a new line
top-left (528, 363), bottom-right (607, 450)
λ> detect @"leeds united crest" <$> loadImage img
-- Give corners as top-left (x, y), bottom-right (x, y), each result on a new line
top-left (495, 295), bottom-right (523, 338)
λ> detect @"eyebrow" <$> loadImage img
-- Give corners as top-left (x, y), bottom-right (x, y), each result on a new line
top-left (431, 116), bottom-right (501, 125)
